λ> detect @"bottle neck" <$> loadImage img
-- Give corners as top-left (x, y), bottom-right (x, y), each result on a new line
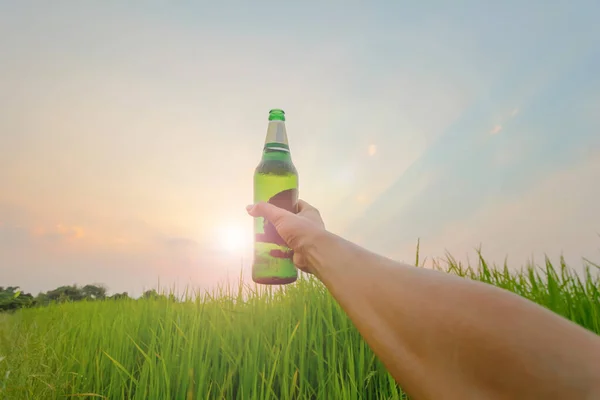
top-left (263, 120), bottom-right (290, 153)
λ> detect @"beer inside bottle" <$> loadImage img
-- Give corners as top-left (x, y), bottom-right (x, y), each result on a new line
top-left (252, 109), bottom-right (299, 285)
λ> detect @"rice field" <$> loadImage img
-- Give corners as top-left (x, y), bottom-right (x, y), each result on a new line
top-left (1, 251), bottom-right (599, 400)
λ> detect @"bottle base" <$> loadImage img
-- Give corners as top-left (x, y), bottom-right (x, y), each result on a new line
top-left (252, 276), bottom-right (297, 285)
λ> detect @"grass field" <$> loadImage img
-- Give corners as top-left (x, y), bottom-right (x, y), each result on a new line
top-left (1, 250), bottom-right (599, 400)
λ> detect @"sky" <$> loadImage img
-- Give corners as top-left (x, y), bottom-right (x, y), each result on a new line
top-left (1, 1), bottom-right (599, 297)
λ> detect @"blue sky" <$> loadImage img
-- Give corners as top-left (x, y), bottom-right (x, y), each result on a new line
top-left (1, 1), bottom-right (599, 296)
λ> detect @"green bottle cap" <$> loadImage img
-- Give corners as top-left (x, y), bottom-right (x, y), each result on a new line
top-left (268, 109), bottom-right (285, 121)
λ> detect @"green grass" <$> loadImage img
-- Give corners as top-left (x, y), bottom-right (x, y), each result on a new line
top-left (0, 250), bottom-right (599, 400)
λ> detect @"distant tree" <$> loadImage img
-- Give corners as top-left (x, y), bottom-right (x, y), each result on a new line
top-left (82, 284), bottom-right (107, 300)
top-left (142, 289), bottom-right (171, 301)
top-left (34, 292), bottom-right (50, 306)
top-left (110, 292), bottom-right (130, 300)
top-left (1, 283), bottom-right (177, 310)
top-left (0, 286), bottom-right (34, 312)
top-left (142, 289), bottom-right (160, 299)
top-left (45, 285), bottom-right (85, 303)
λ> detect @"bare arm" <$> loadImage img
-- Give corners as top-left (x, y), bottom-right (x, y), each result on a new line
top-left (247, 201), bottom-right (600, 399)
top-left (307, 231), bottom-right (600, 400)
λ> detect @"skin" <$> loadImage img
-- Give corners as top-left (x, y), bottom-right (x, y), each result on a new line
top-left (246, 199), bottom-right (600, 400)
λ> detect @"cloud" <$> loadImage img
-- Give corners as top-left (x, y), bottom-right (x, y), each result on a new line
top-left (403, 153), bottom-right (600, 272)
top-left (31, 224), bottom-right (85, 241)
top-left (489, 106), bottom-right (519, 136)
top-left (1, 224), bottom-right (243, 297)
top-left (490, 124), bottom-right (503, 135)
top-left (0, 203), bottom-right (241, 296)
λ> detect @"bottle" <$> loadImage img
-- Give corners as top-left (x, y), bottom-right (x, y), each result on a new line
top-left (252, 109), bottom-right (299, 285)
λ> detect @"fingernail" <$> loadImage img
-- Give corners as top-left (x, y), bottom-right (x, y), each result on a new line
top-left (245, 204), bottom-right (254, 212)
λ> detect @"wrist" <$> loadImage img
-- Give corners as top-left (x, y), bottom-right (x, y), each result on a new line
top-left (305, 229), bottom-right (346, 279)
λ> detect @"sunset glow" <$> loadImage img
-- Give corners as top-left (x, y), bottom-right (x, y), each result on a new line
top-left (1, 2), bottom-right (599, 297)
top-left (217, 224), bottom-right (251, 254)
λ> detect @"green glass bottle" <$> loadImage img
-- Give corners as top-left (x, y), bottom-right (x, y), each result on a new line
top-left (252, 109), bottom-right (299, 285)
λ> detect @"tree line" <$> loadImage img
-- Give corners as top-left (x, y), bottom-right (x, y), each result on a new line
top-left (0, 285), bottom-right (166, 312)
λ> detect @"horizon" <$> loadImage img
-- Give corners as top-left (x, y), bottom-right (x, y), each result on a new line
top-left (1, 1), bottom-right (599, 297)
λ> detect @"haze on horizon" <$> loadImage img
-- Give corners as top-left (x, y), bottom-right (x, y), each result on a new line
top-left (1, 1), bottom-right (599, 297)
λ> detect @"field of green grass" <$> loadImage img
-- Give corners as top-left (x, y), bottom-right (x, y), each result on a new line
top-left (1, 251), bottom-right (599, 400)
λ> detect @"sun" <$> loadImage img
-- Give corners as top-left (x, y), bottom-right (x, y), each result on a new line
top-left (217, 224), bottom-right (250, 253)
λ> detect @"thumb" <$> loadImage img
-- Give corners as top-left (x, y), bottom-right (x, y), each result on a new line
top-left (246, 202), bottom-right (292, 226)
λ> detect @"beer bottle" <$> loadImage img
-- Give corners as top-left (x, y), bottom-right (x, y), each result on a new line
top-left (252, 109), bottom-right (299, 285)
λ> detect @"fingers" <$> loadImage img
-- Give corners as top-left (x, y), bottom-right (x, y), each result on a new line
top-left (246, 202), bottom-right (291, 226)
top-left (247, 200), bottom-right (318, 222)
top-left (247, 199), bottom-right (321, 226)
top-left (293, 252), bottom-right (311, 274)
top-left (297, 199), bottom-right (318, 213)
top-left (297, 199), bottom-right (325, 228)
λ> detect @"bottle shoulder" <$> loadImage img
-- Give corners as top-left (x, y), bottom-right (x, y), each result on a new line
top-left (255, 157), bottom-right (297, 176)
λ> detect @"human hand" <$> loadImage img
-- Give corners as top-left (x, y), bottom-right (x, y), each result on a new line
top-left (246, 199), bottom-right (326, 274)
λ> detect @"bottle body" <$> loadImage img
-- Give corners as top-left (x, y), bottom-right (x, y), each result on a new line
top-left (252, 110), bottom-right (299, 285)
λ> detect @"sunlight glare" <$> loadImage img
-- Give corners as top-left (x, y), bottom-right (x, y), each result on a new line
top-left (368, 144), bottom-right (377, 156)
top-left (217, 224), bottom-right (251, 253)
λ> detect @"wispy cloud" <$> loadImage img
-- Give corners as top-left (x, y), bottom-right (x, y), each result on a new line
top-left (31, 224), bottom-right (85, 241)
top-left (490, 125), bottom-right (503, 135)
top-left (415, 153), bottom-right (600, 271)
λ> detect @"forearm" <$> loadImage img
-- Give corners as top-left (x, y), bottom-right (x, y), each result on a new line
top-left (308, 232), bottom-right (600, 399)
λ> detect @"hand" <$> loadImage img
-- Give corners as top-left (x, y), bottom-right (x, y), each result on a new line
top-left (246, 199), bottom-right (326, 274)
